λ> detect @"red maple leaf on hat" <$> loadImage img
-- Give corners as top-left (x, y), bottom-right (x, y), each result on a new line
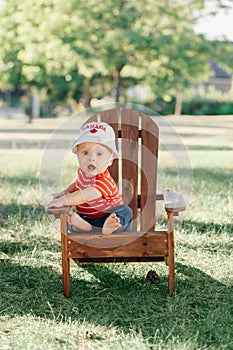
top-left (90, 128), bottom-right (98, 134)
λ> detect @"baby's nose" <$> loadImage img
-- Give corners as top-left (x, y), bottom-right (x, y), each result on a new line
top-left (89, 152), bottom-right (95, 160)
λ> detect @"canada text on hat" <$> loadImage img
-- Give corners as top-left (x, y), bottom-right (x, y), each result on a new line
top-left (72, 122), bottom-right (119, 157)
top-left (82, 123), bottom-right (107, 132)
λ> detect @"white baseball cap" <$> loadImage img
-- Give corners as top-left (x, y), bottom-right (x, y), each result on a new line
top-left (72, 122), bottom-right (119, 157)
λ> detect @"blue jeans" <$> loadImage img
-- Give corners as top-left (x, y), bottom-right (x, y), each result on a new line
top-left (69, 205), bottom-right (133, 233)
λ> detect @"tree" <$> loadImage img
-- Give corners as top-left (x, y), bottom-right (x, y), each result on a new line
top-left (0, 0), bottom-right (83, 118)
top-left (0, 0), bottom-right (230, 116)
top-left (65, 0), bottom-right (210, 103)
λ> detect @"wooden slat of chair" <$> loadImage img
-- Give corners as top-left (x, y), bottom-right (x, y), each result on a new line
top-left (100, 109), bottom-right (119, 185)
top-left (141, 113), bottom-right (159, 231)
top-left (121, 109), bottom-right (139, 230)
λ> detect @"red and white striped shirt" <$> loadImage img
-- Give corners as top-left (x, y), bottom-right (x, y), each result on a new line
top-left (74, 168), bottom-right (123, 218)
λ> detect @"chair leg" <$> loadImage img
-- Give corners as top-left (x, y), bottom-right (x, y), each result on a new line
top-left (60, 213), bottom-right (70, 297)
top-left (167, 211), bottom-right (175, 294)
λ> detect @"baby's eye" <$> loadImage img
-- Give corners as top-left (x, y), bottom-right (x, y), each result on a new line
top-left (97, 152), bottom-right (103, 156)
top-left (83, 151), bottom-right (89, 156)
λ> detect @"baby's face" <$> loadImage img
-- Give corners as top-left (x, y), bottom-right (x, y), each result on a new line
top-left (77, 142), bottom-right (113, 177)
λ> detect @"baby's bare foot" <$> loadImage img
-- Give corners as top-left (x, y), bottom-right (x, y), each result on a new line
top-left (67, 210), bottom-right (92, 231)
top-left (102, 213), bottom-right (121, 235)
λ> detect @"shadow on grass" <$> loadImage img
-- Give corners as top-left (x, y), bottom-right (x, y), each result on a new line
top-left (0, 238), bottom-right (59, 256)
top-left (0, 253), bottom-right (232, 348)
top-left (193, 168), bottom-right (233, 184)
top-left (0, 203), bottom-right (45, 222)
top-left (181, 219), bottom-right (233, 235)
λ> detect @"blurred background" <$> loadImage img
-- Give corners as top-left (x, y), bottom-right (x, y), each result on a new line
top-left (0, 0), bottom-right (233, 121)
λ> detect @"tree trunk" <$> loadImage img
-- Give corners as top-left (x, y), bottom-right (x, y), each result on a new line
top-left (82, 78), bottom-right (91, 108)
top-left (114, 63), bottom-right (125, 103)
top-left (29, 86), bottom-right (40, 122)
top-left (174, 91), bottom-right (183, 116)
top-left (115, 70), bottom-right (121, 102)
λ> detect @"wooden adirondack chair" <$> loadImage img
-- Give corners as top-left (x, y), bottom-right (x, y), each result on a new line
top-left (47, 108), bottom-right (186, 297)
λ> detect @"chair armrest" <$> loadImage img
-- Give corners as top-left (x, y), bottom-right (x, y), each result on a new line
top-left (162, 189), bottom-right (186, 213)
top-left (46, 207), bottom-right (70, 216)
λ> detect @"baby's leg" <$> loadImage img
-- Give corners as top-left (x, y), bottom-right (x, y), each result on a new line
top-left (67, 210), bottom-right (92, 231)
top-left (102, 213), bottom-right (121, 235)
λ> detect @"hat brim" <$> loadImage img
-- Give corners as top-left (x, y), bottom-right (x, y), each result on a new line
top-left (72, 134), bottom-right (119, 158)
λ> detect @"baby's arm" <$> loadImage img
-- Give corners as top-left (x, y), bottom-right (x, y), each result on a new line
top-left (46, 187), bottom-right (101, 209)
top-left (52, 179), bottom-right (77, 199)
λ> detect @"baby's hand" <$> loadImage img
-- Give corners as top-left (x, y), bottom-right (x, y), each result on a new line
top-left (46, 198), bottom-right (65, 210)
top-left (52, 191), bottom-right (64, 199)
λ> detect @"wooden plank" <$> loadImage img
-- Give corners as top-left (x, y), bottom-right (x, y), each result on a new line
top-left (46, 207), bottom-right (69, 215)
top-left (163, 189), bottom-right (186, 212)
top-left (141, 114), bottom-right (159, 231)
top-left (73, 256), bottom-right (165, 263)
top-left (156, 193), bottom-right (164, 200)
top-left (100, 109), bottom-right (119, 184)
top-left (167, 211), bottom-right (175, 294)
top-left (61, 213), bottom-right (70, 297)
top-left (67, 231), bottom-right (168, 258)
top-left (68, 231), bottom-right (145, 248)
top-left (138, 193), bottom-right (164, 207)
top-left (121, 109), bottom-right (139, 230)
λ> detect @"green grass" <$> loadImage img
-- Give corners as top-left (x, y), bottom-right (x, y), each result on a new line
top-left (0, 116), bottom-right (233, 350)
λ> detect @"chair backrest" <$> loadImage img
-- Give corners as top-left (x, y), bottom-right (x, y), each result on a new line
top-left (83, 108), bottom-right (159, 232)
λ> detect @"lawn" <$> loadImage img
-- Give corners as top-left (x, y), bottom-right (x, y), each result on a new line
top-left (0, 114), bottom-right (233, 350)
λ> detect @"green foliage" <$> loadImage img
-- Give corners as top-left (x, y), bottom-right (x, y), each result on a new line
top-left (0, 0), bottom-right (227, 107)
top-left (182, 99), bottom-right (233, 115)
top-left (0, 0), bottom-right (83, 103)
top-left (182, 87), bottom-right (233, 115)
top-left (208, 38), bottom-right (233, 75)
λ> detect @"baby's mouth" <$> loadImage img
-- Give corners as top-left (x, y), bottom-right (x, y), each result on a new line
top-left (87, 164), bottom-right (96, 171)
